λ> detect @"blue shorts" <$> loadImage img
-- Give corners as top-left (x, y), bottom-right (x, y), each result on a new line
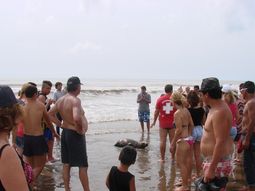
top-left (138, 111), bottom-right (150, 123)
top-left (44, 128), bottom-right (53, 141)
top-left (230, 127), bottom-right (237, 140)
top-left (192, 125), bottom-right (203, 142)
top-left (243, 133), bottom-right (255, 187)
top-left (16, 136), bottom-right (24, 149)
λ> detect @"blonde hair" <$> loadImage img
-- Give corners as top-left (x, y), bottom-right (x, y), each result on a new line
top-left (223, 91), bottom-right (236, 104)
top-left (171, 91), bottom-right (186, 106)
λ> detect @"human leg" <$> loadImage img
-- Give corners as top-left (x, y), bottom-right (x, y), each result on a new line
top-left (63, 163), bottom-right (71, 191)
top-left (193, 142), bottom-right (202, 177)
top-left (243, 139), bottom-right (255, 190)
top-left (169, 128), bottom-right (176, 159)
top-left (79, 167), bottom-right (90, 191)
top-left (159, 128), bottom-right (167, 162)
top-left (176, 141), bottom-right (191, 189)
top-left (32, 155), bottom-right (47, 180)
top-left (139, 121), bottom-right (144, 132)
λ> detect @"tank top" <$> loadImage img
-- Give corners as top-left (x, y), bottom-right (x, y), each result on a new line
top-left (188, 107), bottom-right (205, 126)
top-left (0, 144), bottom-right (10, 191)
top-left (108, 166), bottom-right (134, 191)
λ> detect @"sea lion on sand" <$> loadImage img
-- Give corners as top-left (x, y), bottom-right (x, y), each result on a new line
top-left (114, 138), bottom-right (148, 149)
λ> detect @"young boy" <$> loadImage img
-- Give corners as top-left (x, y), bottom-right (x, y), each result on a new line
top-left (106, 146), bottom-right (137, 191)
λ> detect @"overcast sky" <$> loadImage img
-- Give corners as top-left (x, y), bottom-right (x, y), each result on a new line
top-left (0, 0), bottom-right (254, 81)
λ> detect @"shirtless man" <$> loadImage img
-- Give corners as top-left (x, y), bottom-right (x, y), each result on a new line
top-left (38, 80), bottom-right (55, 162)
top-left (151, 84), bottom-right (176, 161)
top-left (199, 77), bottom-right (233, 184)
top-left (240, 81), bottom-right (255, 191)
top-left (23, 85), bottom-right (59, 181)
top-left (48, 76), bottom-right (90, 191)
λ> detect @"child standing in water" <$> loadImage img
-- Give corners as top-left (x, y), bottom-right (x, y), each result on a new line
top-left (106, 146), bottom-right (137, 191)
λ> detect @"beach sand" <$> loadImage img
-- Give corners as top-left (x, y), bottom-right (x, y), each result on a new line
top-left (36, 121), bottom-right (246, 191)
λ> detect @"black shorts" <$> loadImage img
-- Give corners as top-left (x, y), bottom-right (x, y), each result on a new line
top-left (61, 129), bottom-right (88, 167)
top-left (23, 134), bottom-right (48, 157)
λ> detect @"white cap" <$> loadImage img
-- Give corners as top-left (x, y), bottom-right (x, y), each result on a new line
top-left (222, 84), bottom-right (232, 93)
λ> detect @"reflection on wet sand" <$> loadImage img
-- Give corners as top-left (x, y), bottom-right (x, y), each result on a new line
top-left (34, 122), bottom-right (247, 191)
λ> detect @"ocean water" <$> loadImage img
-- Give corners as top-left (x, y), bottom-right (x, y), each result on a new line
top-left (2, 78), bottom-right (242, 124)
top-left (0, 79), bottom-right (246, 190)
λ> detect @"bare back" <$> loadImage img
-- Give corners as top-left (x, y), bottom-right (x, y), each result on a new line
top-left (174, 108), bottom-right (194, 138)
top-left (23, 100), bottom-right (46, 136)
top-left (55, 94), bottom-right (88, 134)
top-left (201, 101), bottom-right (233, 157)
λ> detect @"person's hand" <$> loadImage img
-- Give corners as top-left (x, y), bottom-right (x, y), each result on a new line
top-left (203, 166), bottom-right (215, 183)
top-left (54, 133), bottom-right (61, 141)
top-left (150, 122), bottom-right (155, 128)
top-left (47, 99), bottom-right (54, 105)
top-left (170, 143), bottom-right (175, 154)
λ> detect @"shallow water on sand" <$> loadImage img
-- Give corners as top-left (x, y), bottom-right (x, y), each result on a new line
top-left (36, 121), bottom-right (246, 191)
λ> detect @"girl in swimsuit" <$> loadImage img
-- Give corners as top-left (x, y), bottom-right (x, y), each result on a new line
top-left (170, 92), bottom-right (194, 191)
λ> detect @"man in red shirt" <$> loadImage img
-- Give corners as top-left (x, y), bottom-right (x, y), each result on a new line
top-left (151, 84), bottom-right (176, 161)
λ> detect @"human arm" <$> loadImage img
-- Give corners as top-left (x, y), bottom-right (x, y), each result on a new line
top-left (129, 176), bottom-right (136, 191)
top-left (243, 101), bottom-right (255, 149)
top-left (0, 146), bottom-right (29, 191)
top-left (150, 109), bottom-right (159, 128)
top-left (170, 112), bottom-right (182, 154)
top-left (73, 98), bottom-right (87, 134)
top-left (48, 103), bottom-right (62, 127)
top-left (43, 107), bottom-right (60, 140)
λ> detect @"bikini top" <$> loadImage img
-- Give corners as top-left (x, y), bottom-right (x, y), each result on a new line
top-left (0, 144), bottom-right (10, 191)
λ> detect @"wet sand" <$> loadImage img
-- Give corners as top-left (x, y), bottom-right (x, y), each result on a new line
top-left (36, 121), bottom-right (247, 191)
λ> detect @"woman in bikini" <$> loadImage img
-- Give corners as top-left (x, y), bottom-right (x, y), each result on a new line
top-left (170, 91), bottom-right (194, 191)
top-left (0, 86), bottom-right (29, 191)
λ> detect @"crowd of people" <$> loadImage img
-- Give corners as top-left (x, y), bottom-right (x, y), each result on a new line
top-left (137, 78), bottom-right (255, 191)
top-left (0, 77), bottom-right (255, 191)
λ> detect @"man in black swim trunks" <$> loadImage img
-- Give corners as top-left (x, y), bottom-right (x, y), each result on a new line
top-left (48, 76), bottom-right (90, 191)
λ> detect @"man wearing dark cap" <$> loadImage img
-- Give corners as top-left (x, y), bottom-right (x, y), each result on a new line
top-left (199, 77), bottom-right (233, 187)
top-left (151, 84), bottom-right (176, 161)
top-left (240, 81), bottom-right (255, 191)
top-left (48, 76), bottom-right (90, 191)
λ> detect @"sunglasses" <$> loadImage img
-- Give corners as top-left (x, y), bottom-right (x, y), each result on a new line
top-left (240, 88), bottom-right (247, 93)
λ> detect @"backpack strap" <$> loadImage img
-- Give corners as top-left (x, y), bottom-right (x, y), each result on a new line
top-left (0, 144), bottom-right (10, 157)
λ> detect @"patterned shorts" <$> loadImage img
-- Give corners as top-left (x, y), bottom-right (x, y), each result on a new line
top-left (138, 111), bottom-right (150, 123)
top-left (203, 158), bottom-right (232, 177)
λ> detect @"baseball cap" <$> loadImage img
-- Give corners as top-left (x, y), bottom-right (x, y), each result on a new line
top-left (200, 77), bottom-right (221, 92)
top-left (222, 84), bottom-right (232, 93)
top-left (0, 86), bottom-right (18, 107)
top-left (67, 76), bottom-right (83, 86)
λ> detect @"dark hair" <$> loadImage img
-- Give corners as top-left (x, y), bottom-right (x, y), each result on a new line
top-left (55, 82), bottom-right (62, 89)
top-left (202, 88), bottom-right (222, 99)
top-left (243, 81), bottom-right (255, 94)
top-left (187, 90), bottom-right (200, 107)
top-left (194, 85), bottom-right (199, 90)
top-left (67, 84), bottom-right (79, 92)
top-left (42, 80), bottom-right (52, 88)
top-left (165, 84), bottom-right (173, 93)
top-left (118, 146), bottom-right (137, 165)
top-left (141, 86), bottom-right (146, 90)
top-left (0, 104), bottom-right (23, 132)
top-left (28, 82), bottom-right (37, 87)
top-left (25, 85), bottom-right (38, 98)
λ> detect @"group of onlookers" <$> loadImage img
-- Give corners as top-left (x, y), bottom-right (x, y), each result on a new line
top-left (0, 77), bottom-right (255, 191)
top-left (136, 78), bottom-right (255, 191)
